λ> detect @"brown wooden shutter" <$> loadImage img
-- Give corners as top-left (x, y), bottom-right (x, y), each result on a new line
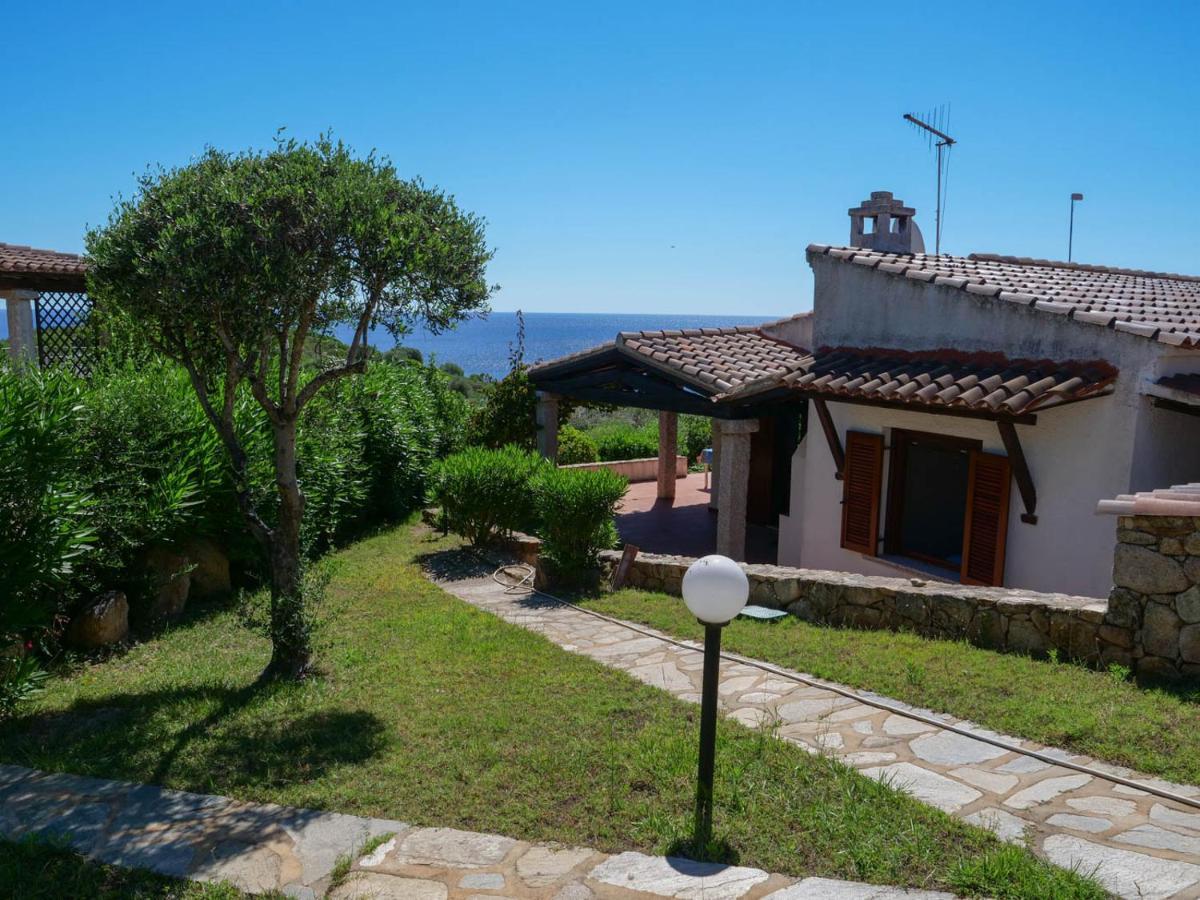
top-left (840, 431), bottom-right (883, 555)
top-left (961, 450), bottom-right (1012, 586)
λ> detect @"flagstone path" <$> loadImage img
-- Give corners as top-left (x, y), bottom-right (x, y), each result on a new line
top-left (0, 763), bottom-right (952, 898)
top-left (435, 566), bottom-right (1200, 900)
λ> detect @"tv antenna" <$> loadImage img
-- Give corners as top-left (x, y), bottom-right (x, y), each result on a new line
top-left (904, 108), bottom-right (956, 255)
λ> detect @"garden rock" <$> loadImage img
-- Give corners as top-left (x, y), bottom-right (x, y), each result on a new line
top-left (183, 538), bottom-right (231, 598)
top-left (143, 546), bottom-right (192, 620)
top-left (66, 592), bottom-right (129, 649)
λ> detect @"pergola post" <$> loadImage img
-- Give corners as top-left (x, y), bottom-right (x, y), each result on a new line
top-left (657, 410), bottom-right (677, 500)
top-left (2, 290), bottom-right (38, 370)
top-left (708, 422), bottom-right (721, 510)
top-left (535, 392), bottom-right (559, 462)
top-left (715, 418), bottom-right (759, 561)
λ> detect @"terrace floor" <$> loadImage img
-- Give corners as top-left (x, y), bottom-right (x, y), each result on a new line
top-left (615, 472), bottom-right (778, 564)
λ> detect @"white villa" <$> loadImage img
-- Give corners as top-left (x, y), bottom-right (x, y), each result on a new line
top-left (530, 192), bottom-right (1200, 598)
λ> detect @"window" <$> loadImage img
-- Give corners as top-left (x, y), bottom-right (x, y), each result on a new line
top-left (839, 426), bottom-right (1012, 586)
top-left (885, 431), bottom-right (976, 572)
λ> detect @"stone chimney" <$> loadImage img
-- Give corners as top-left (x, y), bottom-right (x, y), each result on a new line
top-left (848, 191), bottom-right (925, 254)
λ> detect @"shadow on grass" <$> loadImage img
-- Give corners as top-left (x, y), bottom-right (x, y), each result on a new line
top-left (5, 683), bottom-right (387, 794)
top-left (664, 834), bottom-right (741, 867)
top-left (417, 545), bottom-right (506, 582)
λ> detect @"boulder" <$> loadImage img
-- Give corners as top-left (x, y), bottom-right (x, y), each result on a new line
top-left (66, 592), bottom-right (129, 649)
top-left (1179, 625), bottom-right (1200, 665)
top-left (182, 538), bottom-right (231, 598)
top-left (1113, 544), bottom-right (1189, 595)
top-left (1141, 602), bottom-right (1182, 660)
top-left (1176, 585), bottom-right (1200, 624)
top-left (143, 545), bottom-right (192, 620)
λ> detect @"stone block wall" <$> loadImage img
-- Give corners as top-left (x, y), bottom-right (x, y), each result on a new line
top-left (598, 550), bottom-right (1112, 663)
top-left (1106, 515), bottom-right (1200, 678)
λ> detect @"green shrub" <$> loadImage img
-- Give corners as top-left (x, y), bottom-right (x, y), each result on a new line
top-left (0, 369), bottom-right (95, 641)
top-left (350, 362), bottom-right (468, 525)
top-left (557, 425), bottom-right (599, 465)
top-left (532, 467), bottom-right (627, 583)
top-left (74, 359), bottom-right (232, 584)
top-left (678, 415), bottom-right (713, 462)
top-left (433, 446), bottom-right (547, 544)
top-left (587, 420), bottom-right (659, 461)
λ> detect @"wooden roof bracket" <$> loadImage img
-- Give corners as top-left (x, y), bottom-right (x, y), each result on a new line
top-left (996, 420), bottom-right (1037, 524)
top-left (812, 397), bottom-right (845, 480)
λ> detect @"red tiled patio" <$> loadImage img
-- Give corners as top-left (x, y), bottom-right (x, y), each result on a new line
top-left (615, 472), bottom-right (778, 564)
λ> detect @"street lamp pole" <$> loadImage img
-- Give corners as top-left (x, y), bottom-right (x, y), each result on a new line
top-left (681, 554), bottom-right (749, 854)
top-left (1069, 193), bottom-right (1084, 262)
top-left (694, 620), bottom-right (723, 849)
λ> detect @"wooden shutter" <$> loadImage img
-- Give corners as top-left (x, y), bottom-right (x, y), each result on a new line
top-left (961, 451), bottom-right (1012, 586)
top-left (840, 432), bottom-right (883, 555)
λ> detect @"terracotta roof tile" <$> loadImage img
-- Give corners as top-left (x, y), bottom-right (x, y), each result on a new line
top-left (529, 322), bottom-right (812, 395)
top-left (0, 242), bottom-right (87, 277)
top-left (807, 245), bottom-right (1200, 349)
top-left (1097, 483), bottom-right (1200, 517)
top-left (767, 347), bottom-right (1117, 415)
top-left (617, 326), bottom-right (810, 391)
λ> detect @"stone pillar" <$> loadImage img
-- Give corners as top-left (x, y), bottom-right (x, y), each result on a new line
top-left (657, 410), bottom-right (677, 500)
top-left (708, 424), bottom-right (721, 511)
top-left (1105, 514), bottom-right (1200, 678)
top-left (2, 290), bottom-right (38, 370)
top-left (715, 419), bottom-right (759, 561)
top-left (535, 392), bottom-right (559, 462)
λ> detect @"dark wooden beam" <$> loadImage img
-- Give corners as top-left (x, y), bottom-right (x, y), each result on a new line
top-left (1151, 396), bottom-right (1200, 418)
top-left (552, 384), bottom-right (745, 418)
top-left (801, 392), bottom-right (1038, 425)
top-left (997, 420), bottom-right (1037, 525)
top-left (812, 397), bottom-right (845, 479)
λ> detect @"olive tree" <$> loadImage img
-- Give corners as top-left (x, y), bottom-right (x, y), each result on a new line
top-left (86, 137), bottom-right (493, 677)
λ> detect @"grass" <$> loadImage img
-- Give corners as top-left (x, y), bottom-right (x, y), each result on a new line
top-left (580, 588), bottom-right (1200, 785)
top-left (0, 522), bottom-right (1104, 898)
top-left (0, 838), bottom-right (260, 899)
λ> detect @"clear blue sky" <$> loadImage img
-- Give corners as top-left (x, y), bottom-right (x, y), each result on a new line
top-left (3, 1), bottom-right (1197, 317)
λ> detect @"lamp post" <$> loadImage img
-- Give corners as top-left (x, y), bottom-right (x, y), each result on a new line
top-left (681, 554), bottom-right (749, 854)
top-left (1069, 193), bottom-right (1084, 262)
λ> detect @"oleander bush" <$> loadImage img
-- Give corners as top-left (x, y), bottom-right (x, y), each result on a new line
top-left (556, 425), bottom-right (600, 465)
top-left (0, 369), bottom-right (95, 644)
top-left (432, 446), bottom-right (548, 544)
top-left (0, 353), bottom-right (468, 645)
top-left (532, 466), bottom-right (627, 584)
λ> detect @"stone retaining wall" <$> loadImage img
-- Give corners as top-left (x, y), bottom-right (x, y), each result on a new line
top-left (1106, 515), bottom-right (1200, 678)
top-left (598, 550), bottom-right (1117, 664)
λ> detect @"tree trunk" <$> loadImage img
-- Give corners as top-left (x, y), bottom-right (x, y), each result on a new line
top-left (263, 418), bottom-right (312, 679)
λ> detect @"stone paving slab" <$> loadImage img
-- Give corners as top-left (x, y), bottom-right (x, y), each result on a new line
top-left (0, 763), bottom-right (957, 898)
top-left (435, 569), bottom-right (1200, 900)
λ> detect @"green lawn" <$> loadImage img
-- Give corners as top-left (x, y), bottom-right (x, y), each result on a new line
top-left (0, 523), bottom-right (1103, 898)
top-left (0, 838), bottom-right (256, 899)
top-left (581, 588), bottom-right (1200, 785)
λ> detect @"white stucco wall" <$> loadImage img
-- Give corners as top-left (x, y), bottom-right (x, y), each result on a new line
top-left (779, 400), bottom-right (1127, 598)
top-left (777, 255), bottom-right (1198, 600)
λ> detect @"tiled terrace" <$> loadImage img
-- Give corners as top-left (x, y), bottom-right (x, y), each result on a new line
top-left (615, 472), bottom-right (777, 564)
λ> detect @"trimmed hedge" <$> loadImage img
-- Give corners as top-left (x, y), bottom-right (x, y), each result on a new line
top-left (532, 466), bottom-right (627, 583)
top-left (432, 446), bottom-right (547, 544)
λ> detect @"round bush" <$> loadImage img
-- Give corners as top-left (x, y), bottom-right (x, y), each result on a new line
top-left (557, 425), bottom-right (599, 465)
top-left (532, 467), bottom-right (627, 584)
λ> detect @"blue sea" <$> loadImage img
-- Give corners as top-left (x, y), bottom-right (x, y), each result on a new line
top-left (335, 311), bottom-right (777, 379)
top-left (0, 307), bottom-right (778, 380)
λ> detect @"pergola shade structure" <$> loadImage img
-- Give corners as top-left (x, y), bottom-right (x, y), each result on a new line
top-left (1, 242), bottom-right (93, 375)
top-left (529, 326), bottom-right (812, 561)
top-left (527, 326), bottom-right (812, 419)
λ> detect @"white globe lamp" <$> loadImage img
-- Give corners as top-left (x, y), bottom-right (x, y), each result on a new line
top-left (682, 554), bottom-right (749, 625)
top-left (681, 553), bottom-right (748, 855)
